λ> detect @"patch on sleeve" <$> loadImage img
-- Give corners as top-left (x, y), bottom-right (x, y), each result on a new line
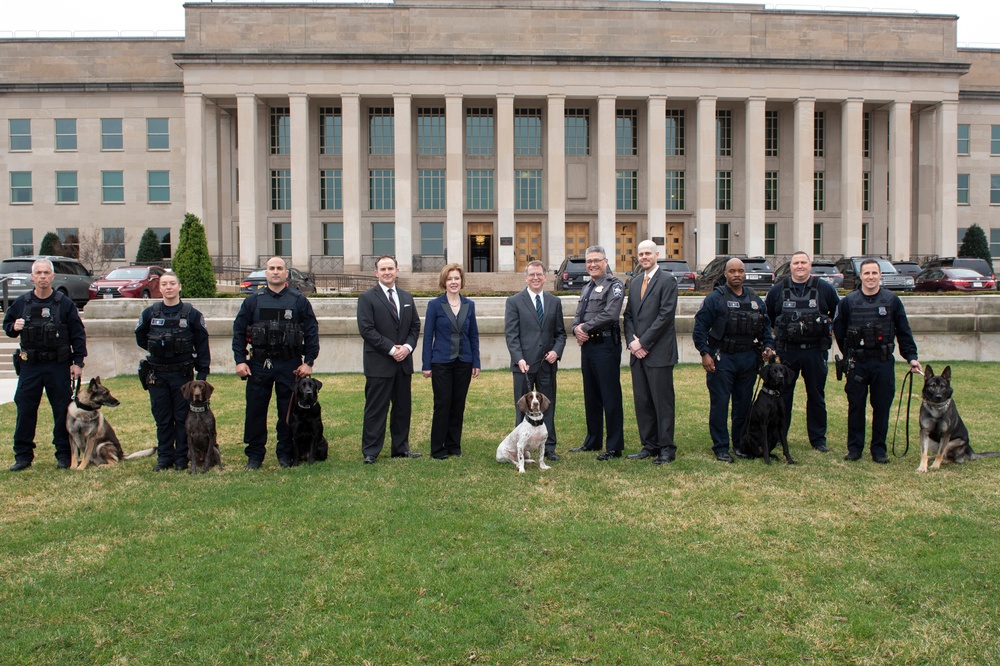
top-left (612, 283), bottom-right (624, 298)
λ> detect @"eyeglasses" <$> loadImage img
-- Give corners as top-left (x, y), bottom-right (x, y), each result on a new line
top-left (526, 273), bottom-right (546, 278)
top-left (585, 259), bottom-right (606, 265)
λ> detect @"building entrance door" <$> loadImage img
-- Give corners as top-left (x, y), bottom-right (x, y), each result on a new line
top-left (468, 222), bottom-right (493, 272)
top-left (665, 222), bottom-right (685, 259)
top-left (615, 222), bottom-right (637, 271)
top-left (565, 222), bottom-right (590, 258)
top-left (515, 222), bottom-right (542, 273)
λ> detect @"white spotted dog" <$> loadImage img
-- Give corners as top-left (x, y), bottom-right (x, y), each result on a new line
top-left (496, 391), bottom-right (552, 474)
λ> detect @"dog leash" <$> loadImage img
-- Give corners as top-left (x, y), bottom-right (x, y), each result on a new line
top-left (890, 369), bottom-right (921, 458)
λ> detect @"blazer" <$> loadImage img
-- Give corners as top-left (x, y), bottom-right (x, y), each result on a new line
top-left (623, 267), bottom-right (679, 367)
top-left (421, 294), bottom-right (481, 370)
top-left (356, 284), bottom-right (421, 378)
top-left (504, 289), bottom-right (567, 371)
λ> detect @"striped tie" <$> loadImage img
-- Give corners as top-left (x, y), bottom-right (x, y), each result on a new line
top-left (535, 293), bottom-right (544, 325)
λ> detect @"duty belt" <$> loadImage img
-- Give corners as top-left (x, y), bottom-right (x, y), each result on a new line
top-left (21, 348), bottom-right (71, 364)
top-left (717, 339), bottom-right (755, 354)
top-left (850, 347), bottom-right (891, 362)
top-left (149, 361), bottom-right (194, 373)
top-left (586, 328), bottom-right (619, 344)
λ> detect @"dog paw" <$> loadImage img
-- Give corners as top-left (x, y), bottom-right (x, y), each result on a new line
top-left (916, 466), bottom-right (928, 473)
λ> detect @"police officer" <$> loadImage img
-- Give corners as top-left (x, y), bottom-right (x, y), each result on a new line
top-left (568, 245), bottom-right (625, 460)
top-left (693, 257), bottom-right (775, 462)
top-left (833, 258), bottom-right (921, 464)
top-left (134, 269), bottom-right (211, 471)
top-left (233, 257), bottom-right (320, 469)
top-left (3, 258), bottom-right (86, 471)
top-left (765, 251), bottom-right (840, 452)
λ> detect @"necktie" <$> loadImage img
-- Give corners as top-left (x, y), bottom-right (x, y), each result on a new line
top-left (640, 275), bottom-right (649, 300)
top-left (535, 293), bottom-right (544, 325)
top-left (387, 288), bottom-right (398, 320)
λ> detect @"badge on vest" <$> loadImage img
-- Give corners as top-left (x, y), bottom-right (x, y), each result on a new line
top-left (751, 301), bottom-right (759, 310)
top-left (783, 300), bottom-right (796, 309)
top-left (41, 308), bottom-right (51, 318)
top-left (878, 306), bottom-right (887, 316)
top-left (284, 309), bottom-right (293, 320)
top-left (151, 318), bottom-right (166, 326)
top-left (809, 299), bottom-right (817, 308)
top-left (179, 319), bottom-right (188, 328)
top-left (595, 285), bottom-right (604, 293)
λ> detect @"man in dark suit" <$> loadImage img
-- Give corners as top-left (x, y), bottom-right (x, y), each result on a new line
top-left (504, 260), bottom-right (567, 461)
top-left (357, 255), bottom-right (422, 464)
top-left (623, 240), bottom-right (680, 464)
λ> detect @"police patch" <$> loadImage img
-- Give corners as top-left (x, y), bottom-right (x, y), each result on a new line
top-left (284, 309), bottom-right (293, 320)
top-left (727, 300), bottom-right (740, 308)
top-left (809, 299), bottom-right (817, 308)
top-left (783, 300), bottom-right (797, 309)
top-left (612, 283), bottom-right (624, 298)
top-left (151, 318), bottom-right (166, 326)
top-left (878, 306), bottom-right (887, 316)
top-left (41, 308), bottom-right (50, 318)
top-left (595, 285), bottom-right (604, 293)
top-left (751, 301), bottom-right (759, 310)
top-left (179, 319), bottom-right (188, 328)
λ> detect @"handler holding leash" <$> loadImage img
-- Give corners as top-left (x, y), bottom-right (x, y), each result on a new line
top-left (135, 269), bottom-right (211, 471)
top-left (833, 258), bottom-right (921, 464)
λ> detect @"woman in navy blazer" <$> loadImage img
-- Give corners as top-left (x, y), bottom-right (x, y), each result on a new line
top-left (422, 263), bottom-right (481, 459)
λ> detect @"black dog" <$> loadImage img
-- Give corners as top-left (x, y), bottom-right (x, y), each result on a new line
top-left (739, 360), bottom-right (796, 465)
top-left (289, 377), bottom-right (329, 465)
top-left (918, 365), bottom-right (999, 472)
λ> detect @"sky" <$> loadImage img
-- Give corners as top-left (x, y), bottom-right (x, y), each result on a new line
top-left (3, 0), bottom-right (999, 47)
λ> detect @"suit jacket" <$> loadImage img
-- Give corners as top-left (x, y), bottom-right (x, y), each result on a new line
top-left (357, 284), bottom-right (421, 378)
top-left (623, 267), bottom-right (679, 367)
top-left (504, 289), bottom-right (567, 371)
top-left (421, 294), bottom-right (481, 370)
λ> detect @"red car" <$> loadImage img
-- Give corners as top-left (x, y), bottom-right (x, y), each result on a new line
top-left (914, 267), bottom-right (996, 292)
top-left (88, 265), bottom-right (165, 300)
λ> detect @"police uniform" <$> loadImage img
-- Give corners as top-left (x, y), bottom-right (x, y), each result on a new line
top-left (232, 286), bottom-right (320, 466)
top-left (832, 287), bottom-right (918, 461)
top-left (135, 301), bottom-right (211, 470)
top-left (765, 277), bottom-right (840, 450)
top-left (570, 272), bottom-right (625, 454)
top-left (692, 284), bottom-right (774, 458)
top-left (3, 290), bottom-right (86, 468)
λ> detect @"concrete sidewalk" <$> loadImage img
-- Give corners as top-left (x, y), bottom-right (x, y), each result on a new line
top-left (1, 378), bottom-right (16, 404)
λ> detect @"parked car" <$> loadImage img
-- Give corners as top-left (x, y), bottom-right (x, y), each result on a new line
top-left (0, 255), bottom-right (95, 308)
top-left (88, 265), bottom-right (165, 300)
top-left (835, 256), bottom-right (914, 291)
top-left (921, 256), bottom-right (996, 289)
top-left (239, 266), bottom-right (317, 294)
top-left (914, 267), bottom-right (997, 292)
top-left (627, 258), bottom-right (696, 291)
top-left (696, 255), bottom-right (774, 292)
top-left (773, 259), bottom-right (844, 289)
top-left (891, 260), bottom-right (922, 278)
top-left (554, 257), bottom-right (589, 291)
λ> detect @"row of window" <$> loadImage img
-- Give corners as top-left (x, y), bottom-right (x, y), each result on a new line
top-left (8, 227), bottom-right (172, 260)
top-left (956, 125), bottom-right (1000, 156)
top-left (8, 171), bottom-right (171, 204)
top-left (957, 174), bottom-right (1000, 205)
top-left (7, 118), bottom-right (170, 152)
top-left (269, 221), bottom-right (445, 259)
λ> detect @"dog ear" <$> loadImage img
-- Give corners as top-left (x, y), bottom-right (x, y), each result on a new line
top-left (180, 382), bottom-right (192, 400)
top-left (314, 379), bottom-right (323, 391)
top-left (924, 365), bottom-right (934, 379)
top-left (203, 381), bottom-right (214, 400)
top-left (516, 393), bottom-right (529, 414)
top-left (90, 377), bottom-right (100, 388)
top-left (942, 366), bottom-right (951, 381)
top-left (538, 393), bottom-right (551, 412)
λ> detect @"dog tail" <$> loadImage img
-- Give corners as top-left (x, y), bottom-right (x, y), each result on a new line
top-left (123, 446), bottom-right (156, 460)
top-left (970, 451), bottom-right (1000, 460)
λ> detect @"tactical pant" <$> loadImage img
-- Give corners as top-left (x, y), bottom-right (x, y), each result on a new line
top-left (243, 357), bottom-right (298, 463)
top-left (13, 360), bottom-right (73, 464)
top-left (148, 368), bottom-right (194, 468)
top-left (844, 358), bottom-right (896, 459)
top-left (778, 348), bottom-right (830, 448)
top-left (706, 350), bottom-right (757, 455)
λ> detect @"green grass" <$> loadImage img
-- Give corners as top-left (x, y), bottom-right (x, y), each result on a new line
top-left (2, 364), bottom-right (1000, 665)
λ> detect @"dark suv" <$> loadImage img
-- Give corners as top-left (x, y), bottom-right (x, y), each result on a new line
top-left (554, 257), bottom-right (590, 291)
top-left (628, 258), bottom-right (696, 291)
top-left (835, 257), bottom-right (914, 291)
top-left (697, 256), bottom-right (774, 292)
top-left (921, 257), bottom-right (996, 289)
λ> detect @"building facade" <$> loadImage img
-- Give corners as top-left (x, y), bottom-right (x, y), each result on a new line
top-left (2, 1), bottom-right (999, 275)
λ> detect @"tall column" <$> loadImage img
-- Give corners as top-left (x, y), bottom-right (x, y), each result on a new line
top-left (888, 101), bottom-right (912, 260)
top-left (694, 96), bottom-right (716, 269)
top-left (744, 96), bottom-right (766, 256)
top-left (934, 100), bottom-right (959, 256)
top-left (497, 93), bottom-right (515, 272)
top-left (792, 97), bottom-right (816, 253)
top-left (184, 93), bottom-right (206, 222)
top-left (597, 95), bottom-right (617, 268)
top-left (546, 94), bottom-right (566, 269)
top-left (445, 94), bottom-right (464, 267)
top-left (289, 93), bottom-right (311, 269)
top-left (341, 94), bottom-right (362, 271)
top-left (236, 93), bottom-right (262, 268)
top-left (841, 98), bottom-right (864, 258)
top-left (646, 95), bottom-right (667, 248)
top-left (393, 94), bottom-right (413, 272)
top-left (203, 102), bottom-right (221, 256)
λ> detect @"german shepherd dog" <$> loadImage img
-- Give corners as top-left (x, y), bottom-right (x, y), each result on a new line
top-left (918, 365), bottom-right (1000, 472)
top-left (289, 377), bottom-right (329, 465)
top-left (739, 360), bottom-right (796, 465)
top-left (67, 377), bottom-right (124, 469)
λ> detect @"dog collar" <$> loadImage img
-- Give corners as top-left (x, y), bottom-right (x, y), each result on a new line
top-left (73, 397), bottom-right (97, 412)
top-left (189, 403), bottom-right (208, 413)
top-left (297, 401), bottom-right (313, 409)
top-left (760, 387), bottom-right (781, 397)
top-left (525, 414), bottom-right (544, 427)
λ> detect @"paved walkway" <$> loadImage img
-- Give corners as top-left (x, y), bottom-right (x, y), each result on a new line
top-left (1, 378), bottom-right (17, 405)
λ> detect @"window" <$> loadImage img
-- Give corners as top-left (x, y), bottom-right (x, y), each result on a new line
top-left (665, 170), bottom-right (685, 210)
top-left (55, 118), bottom-right (77, 151)
top-left (11, 229), bottom-right (33, 257)
top-left (418, 169), bottom-right (445, 210)
top-left (372, 222), bottom-right (395, 256)
top-left (147, 118), bottom-right (169, 150)
top-left (861, 223), bottom-right (869, 255)
top-left (466, 108), bottom-right (494, 156)
top-left (421, 222), bottom-right (445, 256)
top-left (863, 172), bottom-right (871, 212)
top-left (466, 170), bottom-right (494, 210)
top-left (814, 172), bottom-right (825, 211)
top-left (616, 170), bottom-right (637, 210)
top-left (270, 107), bottom-right (290, 155)
top-left (991, 174), bottom-right (1000, 205)
top-left (56, 171), bottom-right (78, 203)
top-left (102, 171), bottom-right (124, 203)
top-left (665, 109), bottom-right (685, 157)
top-left (320, 169), bottom-right (342, 210)
top-left (863, 112), bottom-right (871, 158)
top-left (515, 170), bottom-right (542, 210)
top-left (716, 171), bottom-right (732, 210)
top-left (616, 109), bottom-right (637, 156)
top-left (991, 229), bottom-right (1000, 258)
top-left (957, 124), bottom-right (970, 155)
top-left (993, 126), bottom-right (1000, 155)
top-left (565, 109), bottom-right (589, 156)
top-left (9, 119), bottom-right (31, 151)
top-left (369, 169), bottom-right (395, 210)
top-left (10, 172), bottom-right (32, 204)
top-left (716, 223), bottom-right (730, 255)
top-left (271, 169), bottom-right (291, 210)
top-left (57, 228), bottom-right (80, 258)
top-left (417, 108), bottom-right (445, 155)
top-left (764, 223), bottom-right (777, 256)
top-left (103, 228), bottom-right (125, 259)
top-left (148, 171), bottom-right (170, 203)
top-left (150, 227), bottom-right (172, 259)
top-left (958, 173), bottom-right (970, 205)
top-left (765, 111), bottom-right (779, 157)
top-left (813, 223), bottom-right (823, 256)
top-left (273, 222), bottom-right (291, 256)
top-left (319, 107), bottom-right (342, 155)
top-left (957, 227), bottom-right (967, 247)
top-left (323, 222), bottom-right (343, 256)
top-left (814, 111), bottom-right (825, 157)
top-left (765, 171), bottom-right (779, 211)
top-left (101, 118), bottom-right (123, 151)
top-left (716, 110), bottom-right (732, 157)
top-left (369, 108), bottom-right (395, 155)
top-left (514, 109), bottom-right (542, 156)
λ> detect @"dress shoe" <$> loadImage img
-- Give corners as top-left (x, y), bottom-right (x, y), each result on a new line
top-left (363, 455), bottom-right (377, 464)
top-left (732, 448), bottom-right (750, 459)
top-left (569, 446), bottom-right (600, 453)
top-left (278, 458), bottom-right (294, 468)
top-left (843, 451), bottom-right (862, 461)
top-left (544, 453), bottom-right (560, 462)
top-left (596, 451), bottom-right (621, 461)
top-left (174, 461), bottom-right (188, 471)
top-left (432, 455), bottom-right (450, 460)
top-left (872, 454), bottom-right (890, 464)
top-left (56, 459), bottom-right (71, 469)
top-left (9, 460), bottom-right (32, 472)
top-left (715, 451), bottom-right (734, 463)
top-left (391, 451), bottom-right (422, 459)
top-left (153, 462), bottom-right (172, 472)
top-left (812, 443), bottom-right (830, 452)
top-left (627, 450), bottom-right (653, 460)
top-left (653, 453), bottom-right (676, 465)
top-left (244, 459), bottom-right (263, 470)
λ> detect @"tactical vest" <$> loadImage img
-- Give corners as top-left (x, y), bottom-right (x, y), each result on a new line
top-left (247, 289), bottom-right (306, 361)
top-left (844, 289), bottom-right (896, 360)
top-left (711, 287), bottom-right (765, 353)
top-left (146, 302), bottom-right (195, 363)
top-left (19, 292), bottom-right (72, 362)
top-left (773, 278), bottom-right (833, 351)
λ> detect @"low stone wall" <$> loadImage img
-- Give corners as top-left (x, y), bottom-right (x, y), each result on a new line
top-left (80, 295), bottom-right (1000, 378)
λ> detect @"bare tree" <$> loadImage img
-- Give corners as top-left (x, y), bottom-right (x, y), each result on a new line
top-left (77, 225), bottom-right (130, 277)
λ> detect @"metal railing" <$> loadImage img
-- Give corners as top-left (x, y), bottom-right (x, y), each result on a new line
top-left (412, 254), bottom-right (447, 273)
top-left (310, 255), bottom-right (345, 274)
top-left (316, 274), bottom-right (378, 293)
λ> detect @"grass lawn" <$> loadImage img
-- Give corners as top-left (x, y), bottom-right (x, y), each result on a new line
top-left (2, 363), bottom-right (999, 665)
